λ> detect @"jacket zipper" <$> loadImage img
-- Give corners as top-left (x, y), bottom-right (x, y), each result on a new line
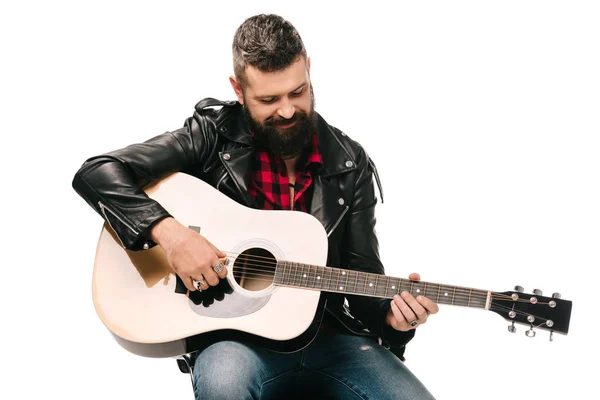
top-left (326, 205), bottom-right (349, 237)
top-left (98, 201), bottom-right (139, 235)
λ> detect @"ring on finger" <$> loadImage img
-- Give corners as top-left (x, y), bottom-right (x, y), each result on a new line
top-left (212, 261), bottom-right (224, 274)
top-left (409, 320), bottom-right (419, 327)
top-left (193, 278), bottom-right (205, 291)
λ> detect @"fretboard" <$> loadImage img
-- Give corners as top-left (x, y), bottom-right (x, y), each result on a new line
top-left (273, 261), bottom-right (489, 309)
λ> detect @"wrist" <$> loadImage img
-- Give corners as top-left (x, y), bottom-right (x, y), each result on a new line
top-left (149, 216), bottom-right (178, 245)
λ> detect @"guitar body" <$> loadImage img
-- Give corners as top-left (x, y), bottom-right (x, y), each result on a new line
top-left (92, 172), bottom-right (329, 358)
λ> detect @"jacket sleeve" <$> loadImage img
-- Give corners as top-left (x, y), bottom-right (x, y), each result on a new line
top-left (343, 147), bottom-right (416, 351)
top-left (72, 113), bottom-right (215, 250)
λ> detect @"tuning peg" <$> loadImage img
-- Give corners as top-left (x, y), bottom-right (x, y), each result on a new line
top-left (514, 285), bottom-right (524, 293)
top-left (552, 292), bottom-right (561, 299)
top-left (525, 326), bottom-right (536, 338)
top-left (549, 331), bottom-right (554, 342)
top-left (508, 321), bottom-right (516, 333)
top-left (533, 289), bottom-right (543, 296)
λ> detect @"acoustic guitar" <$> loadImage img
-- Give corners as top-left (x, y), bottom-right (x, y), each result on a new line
top-left (91, 172), bottom-right (572, 358)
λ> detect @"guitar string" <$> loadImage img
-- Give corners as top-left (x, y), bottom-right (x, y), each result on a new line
top-left (218, 273), bottom-right (557, 328)
top-left (220, 255), bottom-right (500, 299)
top-left (228, 266), bottom-right (557, 316)
top-left (227, 267), bottom-right (544, 307)
top-left (227, 255), bottom-right (559, 308)
top-left (223, 252), bottom-right (493, 296)
top-left (227, 276), bottom-right (557, 329)
top-left (229, 267), bottom-right (491, 300)
top-left (213, 252), bottom-right (559, 324)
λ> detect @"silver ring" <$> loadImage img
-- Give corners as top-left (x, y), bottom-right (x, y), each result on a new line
top-left (410, 320), bottom-right (419, 327)
top-left (212, 262), bottom-right (224, 274)
top-left (193, 279), bottom-right (205, 291)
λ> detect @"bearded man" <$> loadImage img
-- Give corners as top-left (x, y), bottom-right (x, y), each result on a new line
top-left (73, 13), bottom-right (438, 400)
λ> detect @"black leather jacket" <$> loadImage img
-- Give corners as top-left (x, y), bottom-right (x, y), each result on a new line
top-left (72, 98), bottom-right (415, 359)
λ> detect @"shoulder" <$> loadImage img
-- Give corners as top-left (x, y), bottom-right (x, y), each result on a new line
top-left (318, 114), bottom-right (384, 202)
top-left (187, 98), bottom-right (251, 145)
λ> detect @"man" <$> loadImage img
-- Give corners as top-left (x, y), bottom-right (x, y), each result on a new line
top-left (73, 13), bottom-right (438, 399)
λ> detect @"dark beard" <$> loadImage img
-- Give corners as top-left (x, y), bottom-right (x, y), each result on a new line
top-left (244, 88), bottom-right (317, 159)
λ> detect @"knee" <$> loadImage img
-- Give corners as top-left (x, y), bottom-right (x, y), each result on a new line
top-left (192, 341), bottom-right (259, 399)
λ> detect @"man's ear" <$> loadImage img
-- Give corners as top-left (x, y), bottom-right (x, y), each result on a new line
top-left (229, 76), bottom-right (244, 104)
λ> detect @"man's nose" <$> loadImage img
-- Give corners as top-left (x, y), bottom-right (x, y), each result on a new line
top-left (277, 98), bottom-right (295, 120)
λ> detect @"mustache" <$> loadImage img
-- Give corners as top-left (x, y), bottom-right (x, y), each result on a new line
top-left (265, 115), bottom-right (297, 127)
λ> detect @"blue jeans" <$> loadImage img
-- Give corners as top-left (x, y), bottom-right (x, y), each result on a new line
top-left (192, 324), bottom-right (435, 399)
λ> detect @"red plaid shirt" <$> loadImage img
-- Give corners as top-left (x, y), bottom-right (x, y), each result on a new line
top-left (249, 133), bottom-right (322, 212)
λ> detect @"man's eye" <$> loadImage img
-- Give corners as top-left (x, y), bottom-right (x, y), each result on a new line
top-left (260, 98), bottom-right (276, 104)
top-left (291, 89), bottom-right (304, 97)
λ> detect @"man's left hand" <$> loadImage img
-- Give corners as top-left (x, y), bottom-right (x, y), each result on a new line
top-left (386, 272), bottom-right (439, 331)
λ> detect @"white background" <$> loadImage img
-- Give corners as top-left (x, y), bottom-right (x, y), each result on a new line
top-left (1, 1), bottom-right (598, 399)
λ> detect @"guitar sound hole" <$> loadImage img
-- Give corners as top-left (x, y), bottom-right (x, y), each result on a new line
top-left (233, 248), bottom-right (276, 291)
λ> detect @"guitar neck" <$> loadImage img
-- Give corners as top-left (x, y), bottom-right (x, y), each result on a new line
top-left (273, 261), bottom-right (490, 309)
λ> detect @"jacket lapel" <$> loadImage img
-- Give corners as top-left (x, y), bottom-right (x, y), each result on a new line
top-left (309, 116), bottom-right (356, 236)
top-left (219, 147), bottom-right (256, 208)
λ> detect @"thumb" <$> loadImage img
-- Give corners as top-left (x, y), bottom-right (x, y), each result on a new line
top-left (409, 272), bottom-right (421, 281)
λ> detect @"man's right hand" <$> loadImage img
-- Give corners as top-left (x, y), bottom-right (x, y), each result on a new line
top-left (150, 217), bottom-right (228, 292)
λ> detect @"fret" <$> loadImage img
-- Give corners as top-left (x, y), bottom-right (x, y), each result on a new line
top-left (453, 287), bottom-right (470, 307)
top-left (345, 270), bottom-right (357, 295)
top-left (344, 269), bottom-right (350, 293)
top-left (286, 262), bottom-right (297, 286)
top-left (437, 285), bottom-right (454, 305)
top-left (468, 289), bottom-right (487, 309)
top-left (357, 270), bottom-right (366, 294)
top-left (423, 282), bottom-right (428, 298)
top-left (390, 277), bottom-right (401, 298)
top-left (384, 276), bottom-right (390, 298)
top-left (283, 261), bottom-right (294, 286)
top-left (341, 270), bottom-right (348, 292)
top-left (452, 286), bottom-right (456, 305)
top-left (273, 261), bottom-right (281, 285)
top-left (353, 270), bottom-right (359, 294)
top-left (435, 283), bottom-right (441, 303)
top-left (315, 265), bottom-right (323, 289)
top-left (288, 262), bottom-right (295, 287)
top-left (327, 267), bottom-right (335, 291)
top-left (468, 288), bottom-right (472, 307)
top-left (306, 264), bottom-right (313, 289)
top-left (410, 280), bottom-right (415, 295)
top-left (373, 274), bottom-right (379, 296)
top-left (316, 265), bottom-right (325, 289)
top-left (278, 261), bottom-right (285, 285)
top-left (398, 278), bottom-right (411, 295)
top-left (308, 264), bottom-right (316, 289)
top-left (298, 263), bottom-right (307, 288)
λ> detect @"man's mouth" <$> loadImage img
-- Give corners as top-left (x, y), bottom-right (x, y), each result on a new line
top-left (277, 121), bottom-right (296, 129)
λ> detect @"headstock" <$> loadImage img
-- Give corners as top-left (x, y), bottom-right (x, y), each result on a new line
top-left (489, 286), bottom-right (572, 341)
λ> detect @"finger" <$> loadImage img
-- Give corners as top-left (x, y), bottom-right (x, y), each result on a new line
top-left (401, 291), bottom-right (428, 322)
top-left (211, 258), bottom-right (229, 279)
top-left (202, 265), bottom-right (221, 286)
top-left (394, 293), bottom-right (418, 323)
top-left (417, 295), bottom-right (439, 315)
top-left (390, 299), bottom-right (410, 331)
top-left (190, 275), bottom-right (208, 292)
top-left (409, 272), bottom-right (421, 281)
